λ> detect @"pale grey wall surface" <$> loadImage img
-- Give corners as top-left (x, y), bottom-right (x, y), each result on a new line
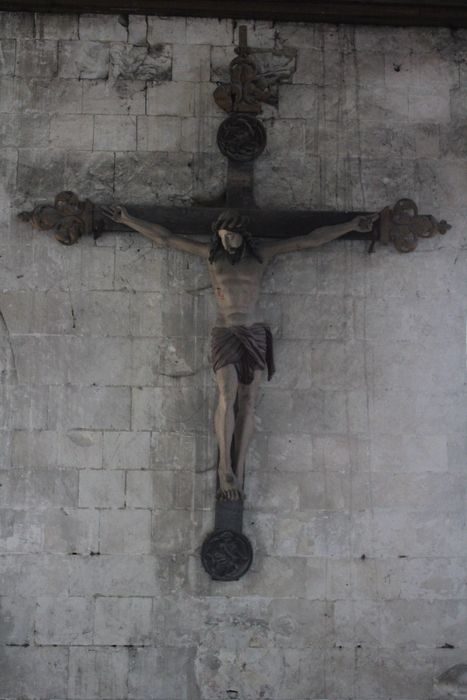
top-left (0, 11), bottom-right (466, 700)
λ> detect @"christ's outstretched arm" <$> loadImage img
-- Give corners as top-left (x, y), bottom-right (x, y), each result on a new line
top-left (259, 213), bottom-right (379, 259)
top-left (102, 205), bottom-right (210, 259)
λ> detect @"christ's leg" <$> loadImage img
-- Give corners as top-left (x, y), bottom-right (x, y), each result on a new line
top-left (233, 369), bottom-right (262, 490)
top-left (214, 364), bottom-right (242, 500)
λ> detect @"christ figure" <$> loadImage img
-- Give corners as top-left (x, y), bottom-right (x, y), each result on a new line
top-left (104, 206), bottom-right (377, 500)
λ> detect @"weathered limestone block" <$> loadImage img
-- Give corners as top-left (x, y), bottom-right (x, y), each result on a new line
top-left (195, 647), bottom-right (325, 700)
top-left (152, 509), bottom-right (208, 554)
top-left (94, 114), bottom-right (137, 151)
top-left (247, 470), bottom-right (301, 512)
top-left (94, 596), bottom-right (153, 645)
top-left (128, 647), bottom-right (196, 699)
top-left (381, 600), bottom-right (467, 649)
top-left (18, 149), bottom-right (65, 199)
top-left (79, 13), bottom-right (128, 42)
top-left (48, 386), bottom-right (131, 431)
top-left (71, 291), bottom-right (131, 336)
top-left (326, 556), bottom-right (378, 600)
top-left (240, 555), bottom-right (309, 597)
top-left (147, 80), bottom-right (196, 117)
top-left (100, 509), bottom-right (152, 553)
top-left (78, 469), bottom-right (125, 508)
top-left (0, 39), bottom-right (15, 75)
top-left (1, 148), bottom-right (19, 198)
top-left (34, 12), bottom-right (78, 40)
top-left (266, 433), bottom-right (314, 472)
top-left (0, 385), bottom-right (49, 430)
top-left (131, 335), bottom-right (207, 387)
top-left (186, 16), bottom-right (232, 45)
top-left (128, 291), bottom-right (162, 336)
top-left (0, 76), bottom-right (21, 112)
top-left (0, 509), bottom-right (44, 553)
top-left (173, 43), bottom-right (210, 82)
top-left (110, 42), bottom-right (171, 81)
top-left (0, 554), bottom-right (69, 597)
top-left (65, 151), bottom-right (115, 201)
top-left (370, 433), bottom-right (448, 473)
top-left (0, 595), bottom-right (35, 645)
top-left (150, 431), bottom-right (203, 471)
top-left (15, 39), bottom-right (57, 78)
top-left (59, 40), bottom-right (109, 79)
top-left (0, 12), bottom-right (34, 38)
top-left (0, 647), bottom-right (68, 698)
top-left (68, 647), bottom-right (130, 699)
top-left (255, 153), bottom-right (321, 209)
top-left (0, 468), bottom-right (78, 509)
top-left (29, 237), bottom-right (114, 291)
top-left (409, 85), bottom-right (451, 123)
top-left (114, 151), bottom-right (193, 205)
top-left (50, 113), bottom-right (94, 149)
top-left (43, 507), bottom-right (99, 554)
top-left (147, 16), bottom-right (186, 44)
top-left (114, 241), bottom-right (167, 291)
top-left (69, 554), bottom-right (161, 596)
top-left (126, 471), bottom-right (154, 508)
top-left (180, 115), bottom-right (223, 153)
top-left (137, 115), bottom-right (182, 151)
top-left (11, 430), bottom-right (102, 469)
top-left (18, 76), bottom-right (83, 113)
top-left (103, 431), bottom-right (150, 470)
top-left (35, 595), bottom-right (94, 644)
top-left (353, 509), bottom-right (466, 558)
top-left (377, 557), bottom-right (467, 600)
top-left (83, 79), bottom-right (145, 115)
top-left (128, 14), bottom-right (147, 45)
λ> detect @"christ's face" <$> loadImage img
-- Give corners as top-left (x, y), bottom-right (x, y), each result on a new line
top-left (218, 228), bottom-right (243, 254)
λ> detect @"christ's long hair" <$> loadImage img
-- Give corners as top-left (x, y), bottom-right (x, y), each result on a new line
top-left (209, 210), bottom-right (263, 265)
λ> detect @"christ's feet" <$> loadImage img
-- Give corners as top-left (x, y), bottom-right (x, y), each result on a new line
top-left (217, 470), bottom-right (243, 501)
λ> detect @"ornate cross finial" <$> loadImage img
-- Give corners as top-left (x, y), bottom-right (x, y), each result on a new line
top-left (213, 26), bottom-right (278, 114)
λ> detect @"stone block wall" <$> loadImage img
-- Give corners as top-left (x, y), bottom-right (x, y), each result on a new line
top-left (0, 11), bottom-right (466, 700)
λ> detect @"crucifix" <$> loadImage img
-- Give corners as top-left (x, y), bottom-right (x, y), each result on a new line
top-left (19, 27), bottom-right (450, 581)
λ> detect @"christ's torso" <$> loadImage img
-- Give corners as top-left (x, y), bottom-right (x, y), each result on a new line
top-left (209, 254), bottom-right (267, 326)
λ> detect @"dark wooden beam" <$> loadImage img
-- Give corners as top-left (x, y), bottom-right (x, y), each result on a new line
top-left (105, 205), bottom-right (376, 242)
top-left (2, 0), bottom-right (467, 28)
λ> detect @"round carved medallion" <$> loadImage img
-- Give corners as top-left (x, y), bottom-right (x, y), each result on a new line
top-left (201, 530), bottom-right (253, 581)
top-left (217, 115), bottom-right (266, 162)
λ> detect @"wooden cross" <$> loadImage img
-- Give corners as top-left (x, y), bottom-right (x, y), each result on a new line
top-left (19, 28), bottom-right (450, 581)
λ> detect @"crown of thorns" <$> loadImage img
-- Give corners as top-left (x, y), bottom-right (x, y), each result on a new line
top-left (211, 210), bottom-right (251, 237)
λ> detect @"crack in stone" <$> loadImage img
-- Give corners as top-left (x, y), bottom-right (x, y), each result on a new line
top-left (157, 365), bottom-right (207, 378)
top-left (184, 284), bottom-right (211, 295)
top-left (0, 307), bottom-right (18, 384)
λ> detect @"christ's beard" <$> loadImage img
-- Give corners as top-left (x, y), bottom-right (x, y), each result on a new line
top-left (225, 244), bottom-right (244, 265)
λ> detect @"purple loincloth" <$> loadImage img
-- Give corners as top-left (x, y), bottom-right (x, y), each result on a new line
top-left (211, 323), bottom-right (275, 385)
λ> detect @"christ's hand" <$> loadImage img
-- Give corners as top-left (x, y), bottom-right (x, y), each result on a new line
top-left (101, 205), bottom-right (130, 224)
top-left (351, 213), bottom-right (379, 233)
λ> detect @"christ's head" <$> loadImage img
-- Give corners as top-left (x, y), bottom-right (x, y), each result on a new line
top-left (209, 210), bottom-right (262, 265)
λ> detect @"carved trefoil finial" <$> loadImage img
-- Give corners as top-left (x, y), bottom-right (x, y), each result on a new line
top-left (18, 191), bottom-right (103, 245)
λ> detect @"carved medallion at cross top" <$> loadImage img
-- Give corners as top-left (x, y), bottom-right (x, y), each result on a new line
top-left (20, 27), bottom-right (450, 581)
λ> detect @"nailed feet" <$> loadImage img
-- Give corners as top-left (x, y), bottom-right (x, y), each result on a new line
top-left (217, 470), bottom-right (243, 501)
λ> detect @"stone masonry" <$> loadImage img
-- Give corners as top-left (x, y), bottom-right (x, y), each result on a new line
top-left (0, 10), bottom-right (466, 700)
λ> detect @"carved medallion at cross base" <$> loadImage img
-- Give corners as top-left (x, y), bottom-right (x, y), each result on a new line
top-left (19, 27), bottom-right (450, 582)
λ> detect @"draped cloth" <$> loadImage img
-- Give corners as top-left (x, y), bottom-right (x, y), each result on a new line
top-left (211, 323), bottom-right (275, 385)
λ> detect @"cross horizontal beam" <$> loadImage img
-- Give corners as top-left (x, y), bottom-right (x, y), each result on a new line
top-left (107, 205), bottom-right (376, 242)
